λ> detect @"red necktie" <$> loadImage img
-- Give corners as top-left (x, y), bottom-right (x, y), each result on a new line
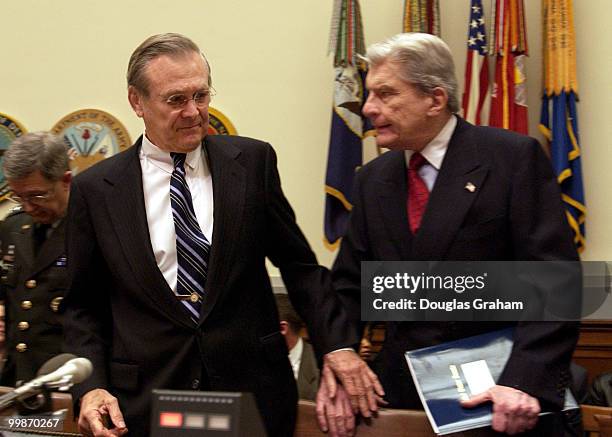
top-left (407, 152), bottom-right (430, 234)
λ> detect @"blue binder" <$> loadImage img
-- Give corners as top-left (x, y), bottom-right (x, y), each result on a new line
top-left (404, 328), bottom-right (577, 435)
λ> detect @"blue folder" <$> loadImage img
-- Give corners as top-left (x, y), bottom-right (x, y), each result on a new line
top-left (404, 328), bottom-right (577, 435)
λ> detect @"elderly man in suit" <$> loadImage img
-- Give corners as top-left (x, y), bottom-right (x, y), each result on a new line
top-left (317, 33), bottom-right (579, 437)
top-left (62, 33), bottom-right (341, 437)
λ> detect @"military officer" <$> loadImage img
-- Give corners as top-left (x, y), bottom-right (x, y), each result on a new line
top-left (0, 132), bottom-right (71, 385)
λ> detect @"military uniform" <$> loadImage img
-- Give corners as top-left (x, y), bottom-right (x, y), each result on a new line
top-left (0, 208), bottom-right (67, 385)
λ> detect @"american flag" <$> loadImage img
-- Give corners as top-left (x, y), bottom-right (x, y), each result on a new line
top-left (461, 0), bottom-right (490, 125)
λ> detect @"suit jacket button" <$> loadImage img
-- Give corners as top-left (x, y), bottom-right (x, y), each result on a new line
top-left (16, 343), bottom-right (27, 352)
top-left (191, 379), bottom-right (200, 389)
top-left (25, 280), bottom-right (37, 289)
top-left (21, 300), bottom-right (33, 310)
top-left (18, 321), bottom-right (29, 331)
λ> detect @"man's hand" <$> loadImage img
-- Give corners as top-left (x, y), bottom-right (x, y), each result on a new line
top-left (78, 389), bottom-right (128, 437)
top-left (323, 350), bottom-right (385, 417)
top-left (461, 385), bottom-right (541, 435)
top-left (316, 376), bottom-right (355, 437)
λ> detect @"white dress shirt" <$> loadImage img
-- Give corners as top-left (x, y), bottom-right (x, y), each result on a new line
top-left (139, 134), bottom-right (214, 292)
top-left (288, 337), bottom-right (304, 380)
top-left (404, 115), bottom-right (457, 191)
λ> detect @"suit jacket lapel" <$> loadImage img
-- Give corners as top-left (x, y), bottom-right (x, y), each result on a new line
top-left (104, 139), bottom-right (194, 328)
top-left (376, 151), bottom-right (413, 259)
top-left (13, 219), bottom-right (35, 272)
top-left (413, 118), bottom-right (489, 259)
top-left (10, 219), bottom-right (35, 276)
top-left (297, 343), bottom-right (319, 392)
top-left (199, 136), bottom-right (246, 323)
top-left (31, 220), bottom-right (66, 275)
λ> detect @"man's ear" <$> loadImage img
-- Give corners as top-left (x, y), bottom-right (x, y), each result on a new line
top-left (128, 86), bottom-right (145, 118)
top-left (61, 171), bottom-right (72, 189)
top-left (279, 321), bottom-right (289, 336)
top-left (427, 87), bottom-right (449, 116)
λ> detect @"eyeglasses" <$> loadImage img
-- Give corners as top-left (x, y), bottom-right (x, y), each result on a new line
top-left (164, 89), bottom-right (216, 109)
top-left (9, 189), bottom-right (55, 206)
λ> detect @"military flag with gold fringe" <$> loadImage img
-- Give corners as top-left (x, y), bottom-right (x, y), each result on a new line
top-left (539, 0), bottom-right (585, 252)
top-left (324, 0), bottom-right (372, 250)
top-left (489, 0), bottom-right (529, 134)
top-left (403, 0), bottom-right (440, 35)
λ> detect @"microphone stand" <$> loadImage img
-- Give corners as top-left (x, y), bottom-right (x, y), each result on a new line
top-left (0, 375), bottom-right (75, 414)
top-left (0, 390), bottom-right (25, 411)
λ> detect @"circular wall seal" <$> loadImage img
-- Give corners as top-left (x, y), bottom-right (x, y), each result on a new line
top-left (51, 108), bottom-right (132, 175)
top-left (208, 107), bottom-right (237, 135)
top-left (0, 112), bottom-right (27, 202)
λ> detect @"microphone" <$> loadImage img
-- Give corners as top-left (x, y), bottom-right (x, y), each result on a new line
top-left (13, 356), bottom-right (93, 395)
top-left (36, 353), bottom-right (82, 377)
top-left (0, 354), bottom-right (93, 411)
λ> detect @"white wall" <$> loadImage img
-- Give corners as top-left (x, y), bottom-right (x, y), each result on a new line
top-left (1, 0), bottom-right (609, 270)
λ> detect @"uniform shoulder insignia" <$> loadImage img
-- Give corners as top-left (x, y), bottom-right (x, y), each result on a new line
top-left (6, 205), bottom-right (23, 216)
top-left (6, 205), bottom-right (23, 217)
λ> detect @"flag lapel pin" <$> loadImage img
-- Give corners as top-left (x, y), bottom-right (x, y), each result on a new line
top-left (465, 182), bottom-right (476, 193)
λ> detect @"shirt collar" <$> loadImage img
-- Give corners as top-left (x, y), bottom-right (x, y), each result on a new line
top-left (140, 132), bottom-right (202, 172)
top-left (288, 336), bottom-right (303, 366)
top-left (404, 115), bottom-right (457, 170)
top-left (50, 218), bottom-right (63, 229)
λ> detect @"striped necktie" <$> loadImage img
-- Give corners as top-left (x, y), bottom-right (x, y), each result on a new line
top-left (170, 152), bottom-right (211, 322)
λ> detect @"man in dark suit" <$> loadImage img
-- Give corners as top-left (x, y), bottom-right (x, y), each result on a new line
top-left (276, 293), bottom-right (320, 400)
top-left (62, 33), bottom-right (336, 437)
top-left (317, 33), bottom-right (579, 436)
top-left (587, 372), bottom-right (612, 406)
top-left (0, 132), bottom-right (71, 386)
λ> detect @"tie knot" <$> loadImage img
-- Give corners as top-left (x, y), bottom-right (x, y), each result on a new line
top-left (34, 223), bottom-right (50, 239)
top-left (409, 152), bottom-right (427, 171)
top-left (171, 152), bottom-right (187, 170)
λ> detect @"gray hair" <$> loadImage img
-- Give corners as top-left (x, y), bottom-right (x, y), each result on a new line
top-left (364, 33), bottom-right (459, 113)
top-left (4, 132), bottom-right (70, 181)
top-left (127, 33), bottom-right (212, 96)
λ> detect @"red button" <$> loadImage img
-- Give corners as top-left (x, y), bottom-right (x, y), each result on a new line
top-left (160, 412), bottom-right (183, 428)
